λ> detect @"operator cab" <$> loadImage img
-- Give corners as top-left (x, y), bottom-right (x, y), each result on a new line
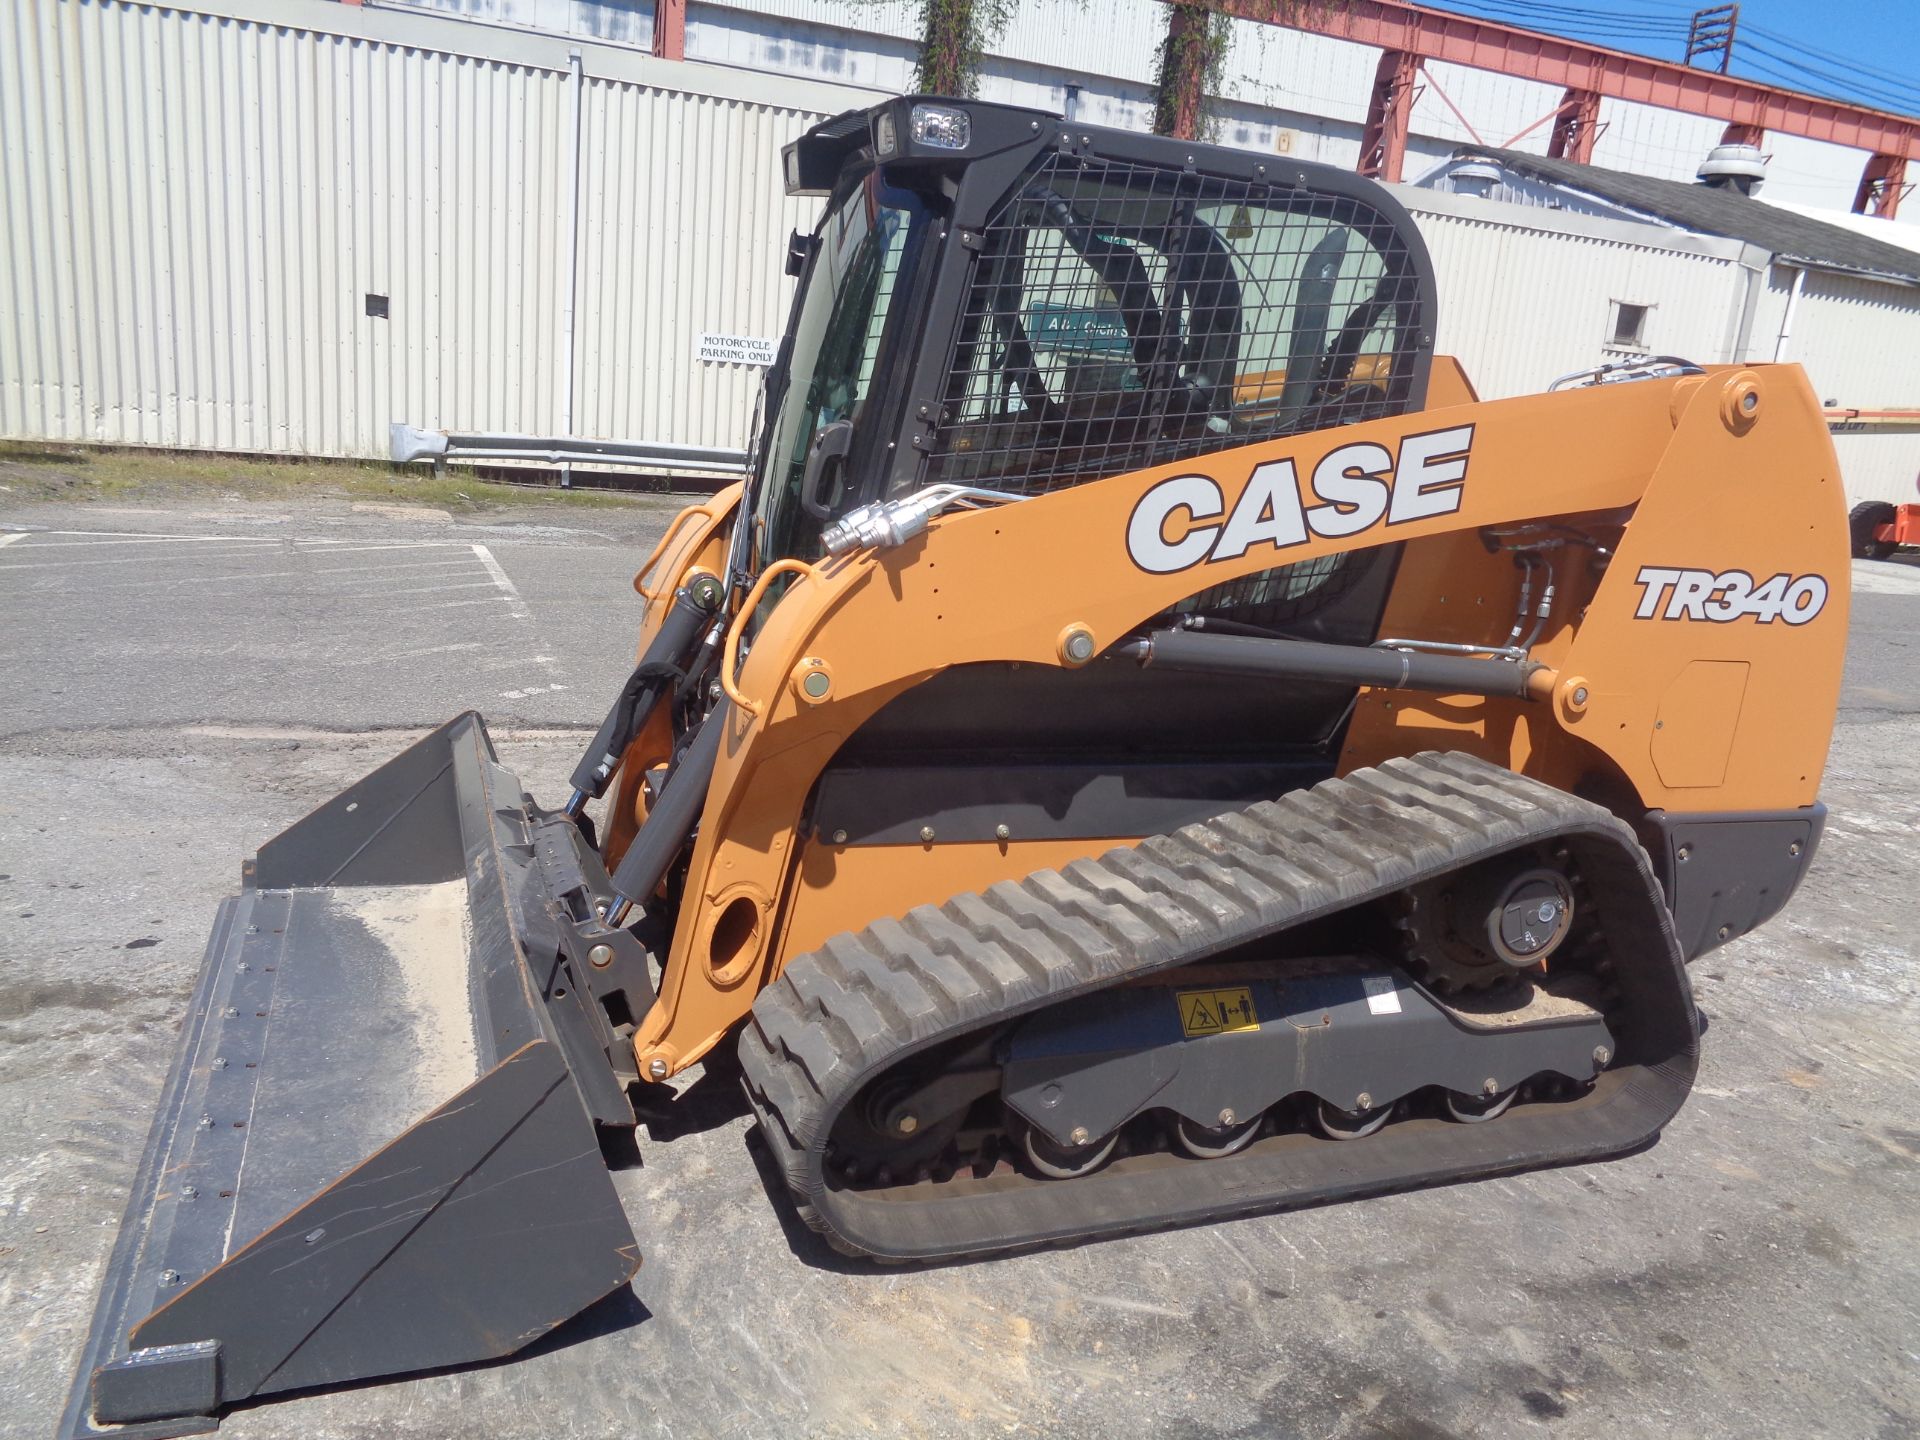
top-left (756, 99), bottom-right (1444, 835)
top-left (753, 95), bottom-right (1437, 601)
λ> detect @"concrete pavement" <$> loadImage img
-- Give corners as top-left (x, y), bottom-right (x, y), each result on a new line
top-left (2, 499), bottom-right (1916, 1440)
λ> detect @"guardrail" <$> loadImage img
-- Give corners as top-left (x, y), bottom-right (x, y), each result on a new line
top-left (389, 424), bottom-right (751, 476)
top-left (1822, 408), bottom-right (1920, 431)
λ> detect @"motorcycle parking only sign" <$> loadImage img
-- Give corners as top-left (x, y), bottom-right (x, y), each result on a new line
top-left (697, 332), bottom-right (777, 366)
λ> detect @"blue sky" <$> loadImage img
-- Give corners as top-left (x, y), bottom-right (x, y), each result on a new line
top-left (1427, 0), bottom-right (1920, 117)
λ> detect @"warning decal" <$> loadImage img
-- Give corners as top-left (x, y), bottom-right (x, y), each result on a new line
top-left (1177, 987), bottom-right (1260, 1038)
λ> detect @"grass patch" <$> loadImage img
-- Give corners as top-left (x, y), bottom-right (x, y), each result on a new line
top-left (0, 441), bottom-right (680, 513)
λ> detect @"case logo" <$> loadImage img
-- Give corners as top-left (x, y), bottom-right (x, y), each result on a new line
top-left (1125, 425), bottom-right (1474, 575)
top-left (1632, 566), bottom-right (1828, 625)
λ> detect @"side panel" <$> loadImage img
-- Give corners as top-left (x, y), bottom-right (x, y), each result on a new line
top-left (1425, 354), bottom-right (1480, 408)
top-left (633, 485), bottom-right (741, 609)
top-left (1344, 368), bottom-right (1848, 811)
top-left (1339, 526), bottom-right (1593, 794)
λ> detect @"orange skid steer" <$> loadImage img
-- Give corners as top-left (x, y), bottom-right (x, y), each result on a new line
top-left (64, 97), bottom-right (1847, 1436)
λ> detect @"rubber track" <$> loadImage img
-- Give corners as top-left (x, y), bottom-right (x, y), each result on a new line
top-left (738, 751), bottom-right (1694, 1261)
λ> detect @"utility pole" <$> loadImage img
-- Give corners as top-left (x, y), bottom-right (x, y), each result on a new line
top-left (1684, 4), bottom-right (1738, 74)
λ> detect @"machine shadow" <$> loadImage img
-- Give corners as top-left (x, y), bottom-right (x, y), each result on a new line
top-left (739, 1124), bottom-right (881, 1276)
top-left (629, 1055), bottom-right (754, 1144)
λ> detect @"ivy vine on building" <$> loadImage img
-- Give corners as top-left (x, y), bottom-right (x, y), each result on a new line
top-left (1153, 3), bottom-right (1233, 139)
top-left (910, 0), bottom-right (1019, 97)
top-left (1152, 1), bottom-right (1341, 141)
top-left (880, 0), bottom-right (1340, 142)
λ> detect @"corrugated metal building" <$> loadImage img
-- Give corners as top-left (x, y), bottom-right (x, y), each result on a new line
top-left (1, 0), bottom-right (855, 457)
top-left (398, 0), bottom-right (1911, 220)
top-left (3, 0), bottom-right (1916, 505)
top-left (1418, 147), bottom-right (1920, 503)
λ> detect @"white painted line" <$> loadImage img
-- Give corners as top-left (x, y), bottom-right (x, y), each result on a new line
top-left (471, 544), bottom-right (533, 621)
top-left (14, 531), bottom-right (281, 546)
top-left (15, 528), bottom-right (207, 539)
top-left (328, 641), bottom-right (488, 668)
top-left (334, 580), bottom-right (502, 598)
top-left (499, 683), bottom-right (571, 699)
top-left (146, 569), bottom-right (309, 586)
top-left (7, 529), bottom-right (472, 552)
top-left (0, 548), bottom-right (292, 571)
top-left (291, 541), bottom-right (467, 554)
top-left (0, 533), bottom-right (26, 548)
top-left (3, 567), bottom-right (311, 593)
top-left (309, 558), bottom-right (476, 575)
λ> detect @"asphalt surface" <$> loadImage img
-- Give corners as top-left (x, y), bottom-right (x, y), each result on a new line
top-left (2, 497), bottom-right (1917, 1440)
top-left (0, 501), bottom-right (669, 735)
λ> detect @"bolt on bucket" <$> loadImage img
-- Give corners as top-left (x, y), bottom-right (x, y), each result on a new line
top-left (61, 714), bottom-right (652, 1438)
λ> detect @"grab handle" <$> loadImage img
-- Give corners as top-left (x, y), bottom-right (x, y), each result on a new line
top-left (721, 559), bottom-right (815, 716)
top-left (635, 504), bottom-right (716, 599)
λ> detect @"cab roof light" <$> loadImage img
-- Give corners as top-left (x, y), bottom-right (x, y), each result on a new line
top-left (910, 103), bottom-right (971, 151)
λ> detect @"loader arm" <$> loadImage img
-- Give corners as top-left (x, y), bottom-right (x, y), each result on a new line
top-left (634, 363), bottom-right (1847, 1075)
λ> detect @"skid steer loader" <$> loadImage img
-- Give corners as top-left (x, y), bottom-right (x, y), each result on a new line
top-left (64, 97), bottom-right (1848, 1436)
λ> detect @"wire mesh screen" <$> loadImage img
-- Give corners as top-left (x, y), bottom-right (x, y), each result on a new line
top-left (1174, 549), bottom-right (1377, 631)
top-left (927, 154), bottom-right (1428, 500)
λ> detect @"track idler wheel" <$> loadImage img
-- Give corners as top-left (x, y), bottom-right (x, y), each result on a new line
top-left (1020, 1123), bottom-right (1118, 1179)
top-left (831, 1079), bottom-right (965, 1182)
top-left (1315, 1098), bottom-right (1392, 1141)
top-left (1173, 1111), bottom-right (1263, 1159)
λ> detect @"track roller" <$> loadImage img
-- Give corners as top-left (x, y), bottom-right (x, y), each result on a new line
top-left (1020, 1123), bottom-right (1119, 1179)
top-left (1172, 1112), bottom-right (1264, 1159)
top-left (1315, 1099), bottom-right (1393, 1141)
top-left (1445, 1087), bottom-right (1518, 1124)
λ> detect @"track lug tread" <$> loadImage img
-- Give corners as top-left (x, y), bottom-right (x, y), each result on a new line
top-left (736, 752), bottom-right (1690, 1260)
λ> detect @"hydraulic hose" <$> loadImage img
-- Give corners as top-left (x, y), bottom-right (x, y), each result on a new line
top-left (605, 701), bottom-right (732, 927)
top-left (565, 585), bottom-right (713, 815)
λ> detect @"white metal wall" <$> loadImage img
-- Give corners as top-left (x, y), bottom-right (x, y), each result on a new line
top-left (1829, 431), bottom-right (1920, 505)
top-left (0, 0), bottom-right (861, 457)
top-left (573, 80), bottom-right (824, 447)
top-left (1402, 189), bottom-right (1920, 503)
top-left (1780, 269), bottom-right (1920, 504)
top-left (3, 0), bottom-right (1914, 504)
top-left (1395, 188), bottom-right (1756, 402)
top-left (1769, 268), bottom-right (1920, 412)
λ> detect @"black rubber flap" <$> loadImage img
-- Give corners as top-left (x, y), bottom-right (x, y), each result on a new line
top-left (61, 715), bottom-right (639, 1437)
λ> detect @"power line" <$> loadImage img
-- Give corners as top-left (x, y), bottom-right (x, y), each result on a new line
top-left (1459, 0), bottom-right (1697, 19)
top-left (1733, 50), bottom-right (1919, 115)
top-left (1742, 21), bottom-right (1920, 95)
top-left (1425, 1), bottom-right (1687, 47)
top-left (1417, 0), bottom-right (1690, 55)
top-left (1426, 0), bottom-right (1920, 115)
top-left (1740, 37), bottom-right (1920, 113)
top-left (1436, 2), bottom-right (1686, 34)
